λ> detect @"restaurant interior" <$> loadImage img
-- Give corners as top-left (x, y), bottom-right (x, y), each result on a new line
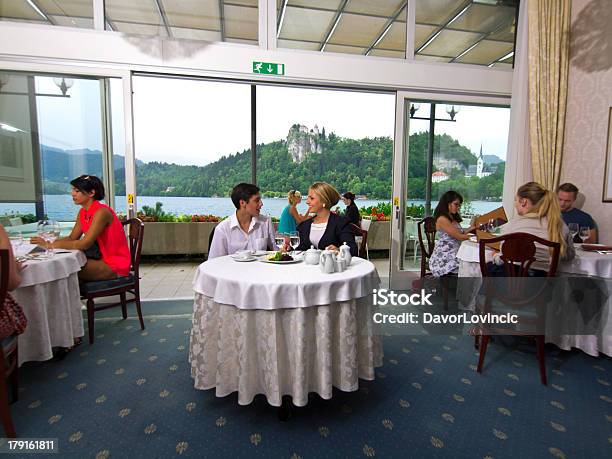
top-left (1, 0), bottom-right (611, 458)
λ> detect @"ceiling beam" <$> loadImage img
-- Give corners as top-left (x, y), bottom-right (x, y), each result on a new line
top-left (277, 0), bottom-right (288, 38)
top-left (153, 0), bottom-right (173, 38)
top-left (219, 0), bottom-right (226, 41)
top-left (26, 0), bottom-right (56, 25)
top-left (365, 1), bottom-right (408, 56)
top-left (320, 0), bottom-right (350, 52)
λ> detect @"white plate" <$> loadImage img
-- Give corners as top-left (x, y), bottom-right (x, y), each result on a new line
top-left (231, 255), bottom-right (256, 262)
top-left (259, 258), bottom-right (302, 264)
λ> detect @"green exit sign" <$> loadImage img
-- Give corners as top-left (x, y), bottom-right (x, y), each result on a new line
top-left (252, 61), bottom-right (285, 75)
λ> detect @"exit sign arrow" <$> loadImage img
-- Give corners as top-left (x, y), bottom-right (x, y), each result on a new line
top-left (252, 61), bottom-right (285, 75)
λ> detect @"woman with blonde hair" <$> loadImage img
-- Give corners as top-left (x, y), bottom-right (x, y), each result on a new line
top-left (277, 190), bottom-right (310, 235)
top-left (295, 182), bottom-right (358, 255)
top-left (500, 181), bottom-right (574, 268)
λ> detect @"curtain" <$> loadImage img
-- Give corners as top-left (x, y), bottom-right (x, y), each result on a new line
top-left (528, 0), bottom-right (571, 191)
top-left (503, 0), bottom-right (532, 216)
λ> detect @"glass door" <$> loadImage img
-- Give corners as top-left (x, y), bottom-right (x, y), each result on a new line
top-left (390, 92), bottom-right (511, 289)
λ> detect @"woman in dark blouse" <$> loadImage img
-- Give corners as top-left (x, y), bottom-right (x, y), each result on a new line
top-left (342, 192), bottom-right (361, 227)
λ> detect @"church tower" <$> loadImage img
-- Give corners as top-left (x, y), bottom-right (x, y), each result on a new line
top-left (476, 144), bottom-right (484, 178)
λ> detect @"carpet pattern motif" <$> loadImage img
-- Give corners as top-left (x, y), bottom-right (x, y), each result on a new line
top-left (6, 301), bottom-right (612, 458)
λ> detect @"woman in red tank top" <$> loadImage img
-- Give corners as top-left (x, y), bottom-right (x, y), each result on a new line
top-left (31, 175), bottom-right (131, 281)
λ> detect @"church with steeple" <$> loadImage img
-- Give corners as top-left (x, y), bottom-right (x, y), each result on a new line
top-left (465, 144), bottom-right (493, 178)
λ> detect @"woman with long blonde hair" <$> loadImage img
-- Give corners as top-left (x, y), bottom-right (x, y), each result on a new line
top-left (501, 181), bottom-right (574, 265)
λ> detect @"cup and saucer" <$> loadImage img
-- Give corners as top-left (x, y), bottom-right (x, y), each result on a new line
top-left (231, 250), bottom-right (256, 262)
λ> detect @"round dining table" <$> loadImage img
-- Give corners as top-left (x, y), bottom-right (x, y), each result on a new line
top-left (189, 255), bottom-right (383, 407)
top-left (12, 250), bottom-right (86, 365)
top-left (456, 241), bottom-right (612, 357)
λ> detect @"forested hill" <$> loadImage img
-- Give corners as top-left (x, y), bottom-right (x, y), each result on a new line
top-left (41, 131), bottom-right (504, 200)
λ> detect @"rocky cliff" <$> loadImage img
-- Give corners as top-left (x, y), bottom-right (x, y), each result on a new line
top-left (286, 123), bottom-right (323, 162)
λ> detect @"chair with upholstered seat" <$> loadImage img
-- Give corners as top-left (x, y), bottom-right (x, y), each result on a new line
top-left (355, 217), bottom-right (371, 260)
top-left (80, 218), bottom-right (145, 344)
top-left (0, 249), bottom-right (18, 438)
top-left (349, 223), bottom-right (368, 258)
top-left (475, 232), bottom-right (560, 385)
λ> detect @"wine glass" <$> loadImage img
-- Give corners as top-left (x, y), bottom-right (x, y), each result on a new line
top-left (274, 233), bottom-right (286, 251)
top-left (9, 231), bottom-right (23, 257)
top-left (43, 220), bottom-right (59, 257)
top-left (289, 231), bottom-right (300, 252)
top-left (579, 226), bottom-right (590, 244)
top-left (488, 218), bottom-right (495, 232)
top-left (568, 223), bottom-right (579, 241)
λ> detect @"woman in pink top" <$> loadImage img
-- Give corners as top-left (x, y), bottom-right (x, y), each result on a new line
top-left (31, 175), bottom-right (131, 281)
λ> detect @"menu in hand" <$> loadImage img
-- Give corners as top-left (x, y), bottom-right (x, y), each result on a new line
top-left (474, 206), bottom-right (508, 229)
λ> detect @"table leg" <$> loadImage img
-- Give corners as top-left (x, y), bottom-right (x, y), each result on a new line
top-left (277, 395), bottom-right (293, 422)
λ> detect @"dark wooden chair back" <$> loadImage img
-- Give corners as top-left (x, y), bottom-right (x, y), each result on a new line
top-left (478, 232), bottom-right (560, 278)
top-left (475, 232), bottom-right (560, 386)
top-left (208, 226), bottom-right (216, 255)
top-left (82, 218), bottom-right (145, 344)
top-left (0, 249), bottom-right (18, 438)
top-left (124, 218), bottom-right (144, 278)
top-left (349, 223), bottom-right (367, 258)
top-left (417, 217), bottom-right (436, 277)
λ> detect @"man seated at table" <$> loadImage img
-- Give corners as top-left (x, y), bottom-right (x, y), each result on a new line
top-left (208, 183), bottom-right (278, 259)
top-left (557, 182), bottom-right (597, 243)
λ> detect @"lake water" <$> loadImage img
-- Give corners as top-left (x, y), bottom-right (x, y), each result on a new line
top-left (1, 195), bottom-right (501, 221)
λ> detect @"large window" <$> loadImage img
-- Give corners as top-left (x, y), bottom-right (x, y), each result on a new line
top-left (105, 0), bottom-right (258, 44)
top-left (0, 71), bottom-right (111, 224)
top-left (131, 75), bottom-right (252, 218)
top-left (0, 0), bottom-right (93, 28)
top-left (256, 85), bottom-right (395, 219)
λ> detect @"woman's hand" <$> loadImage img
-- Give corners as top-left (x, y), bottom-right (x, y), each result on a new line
top-left (30, 236), bottom-right (46, 246)
top-left (325, 244), bottom-right (339, 252)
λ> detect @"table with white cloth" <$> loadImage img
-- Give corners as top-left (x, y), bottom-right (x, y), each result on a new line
top-left (189, 256), bottom-right (383, 407)
top-left (12, 251), bottom-right (86, 365)
top-left (456, 241), bottom-right (612, 357)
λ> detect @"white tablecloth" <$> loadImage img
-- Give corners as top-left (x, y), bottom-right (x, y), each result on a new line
top-left (456, 241), bottom-right (612, 357)
top-left (189, 256), bottom-right (383, 406)
top-left (192, 256), bottom-right (380, 310)
top-left (12, 251), bottom-right (87, 365)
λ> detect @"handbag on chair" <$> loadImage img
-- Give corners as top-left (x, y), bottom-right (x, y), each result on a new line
top-left (0, 294), bottom-right (27, 338)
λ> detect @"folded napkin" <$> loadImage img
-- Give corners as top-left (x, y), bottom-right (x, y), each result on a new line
top-left (11, 241), bottom-right (37, 257)
top-left (581, 244), bottom-right (612, 252)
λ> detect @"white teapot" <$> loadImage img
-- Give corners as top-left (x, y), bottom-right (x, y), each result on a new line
top-left (304, 245), bottom-right (321, 265)
top-left (319, 250), bottom-right (335, 274)
top-left (339, 242), bottom-right (352, 266)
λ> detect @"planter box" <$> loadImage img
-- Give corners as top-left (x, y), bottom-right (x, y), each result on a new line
top-left (367, 220), bottom-right (390, 250)
top-left (142, 222), bottom-right (218, 255)
top-left (141, 220), bottom-right (391, 256)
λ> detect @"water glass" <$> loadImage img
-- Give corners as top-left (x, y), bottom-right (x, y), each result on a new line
top-left (579, 226), bottom-right (590, 244)
top-left (568, 223), bottom-right (579, 239)
top-left (275, 233), bottom-right (286, 251)
top-left (289, 231), bottom-right (300, 251)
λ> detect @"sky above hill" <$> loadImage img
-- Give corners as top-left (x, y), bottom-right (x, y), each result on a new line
top-left (34, 75), bottom-right (510, 167)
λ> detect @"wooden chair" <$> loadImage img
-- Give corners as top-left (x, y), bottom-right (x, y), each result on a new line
top-left (80, 218), bottom-right (145, 344)
top-left (349, 223), bottom-right (368, 258)
top-left (476, 232), bottom-right (560, 385)
top-left (0, 249), bottom-right (18, 438)
top-left (417, 217), bottom-right (436, 278)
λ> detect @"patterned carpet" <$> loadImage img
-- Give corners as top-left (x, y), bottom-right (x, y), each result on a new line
top-left (8, 300), bottom-right (612, 459)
